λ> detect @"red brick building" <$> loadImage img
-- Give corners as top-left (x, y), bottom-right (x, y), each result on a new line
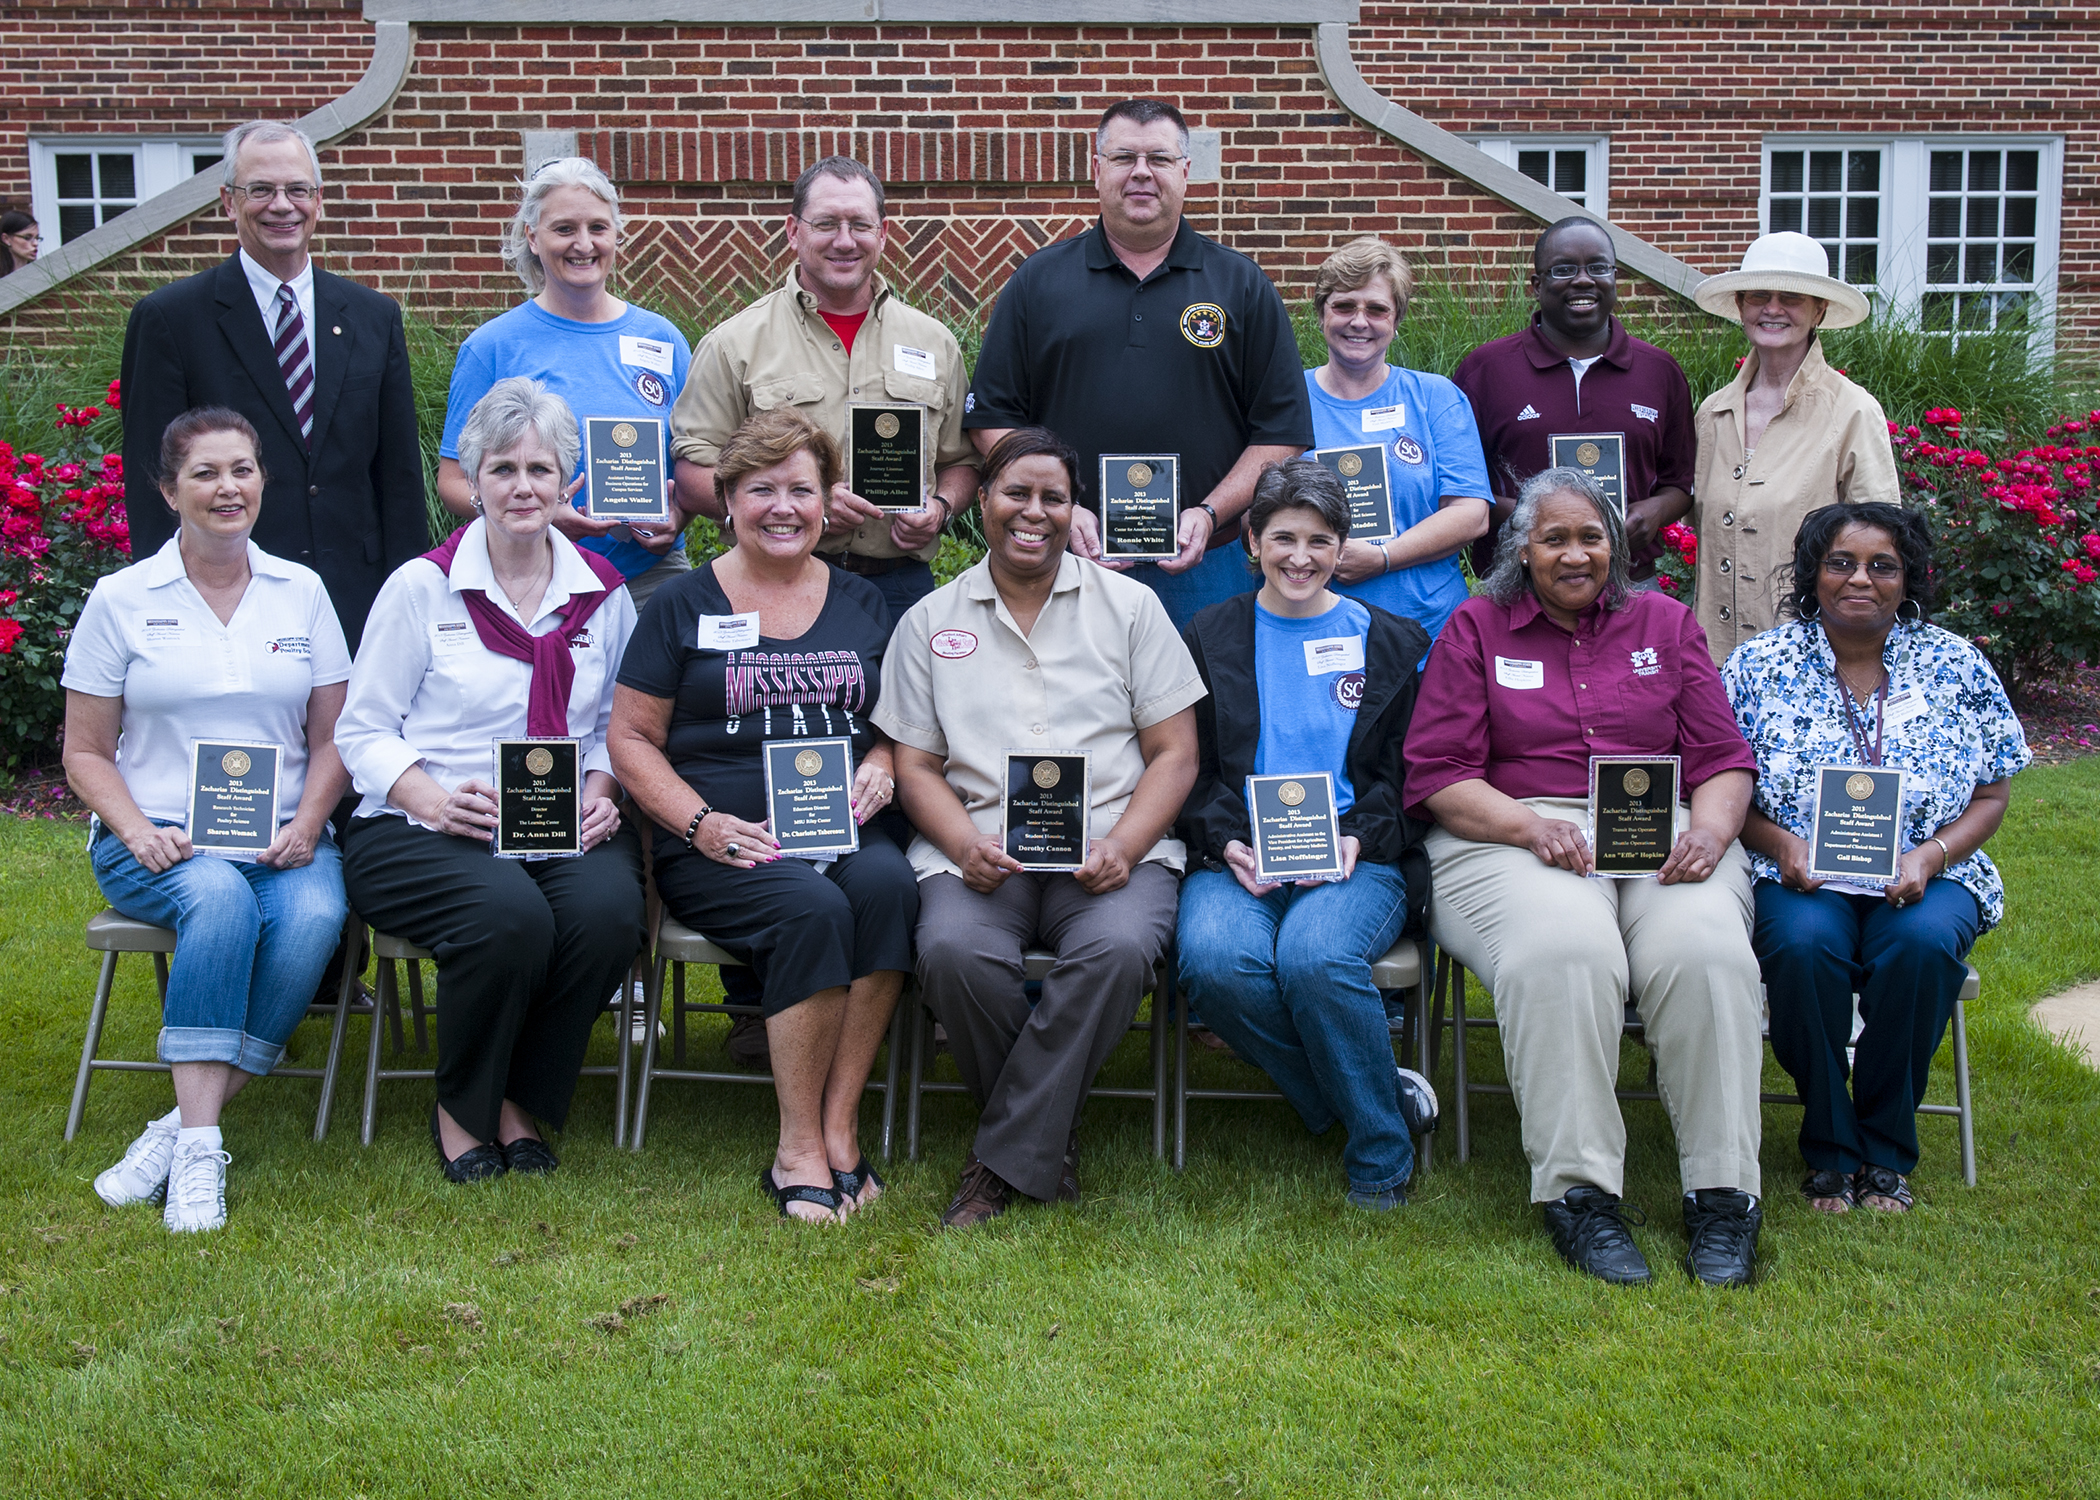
top-left (1, 2), bottom-right (2091, 351)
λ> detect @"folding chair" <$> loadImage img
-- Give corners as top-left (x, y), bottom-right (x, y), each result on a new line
top-left (66, 908), bottom-right (364, 1142)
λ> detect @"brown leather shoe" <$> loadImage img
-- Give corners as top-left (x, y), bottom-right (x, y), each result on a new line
top-left (725, 1013), bottom-right (771, 1070)
top-left (940, 1153), bottom-right (1013, 1230)
top-left (1057, 1129), bottom-right (1080, 1204)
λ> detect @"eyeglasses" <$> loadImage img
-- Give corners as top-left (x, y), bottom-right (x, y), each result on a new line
top-left (1821, 555), bottom-right (1904, 579)
top-left (794, 214), bottom-right (880, 239)
top-left (4, 230), bottom-right (40, 244)
top-left (1741, 290), bottom-right (1816, 309)
top-left (231, 182), bottom-right (319, 204)
top-left (1097, 151), bottom-right (1187, 173)
top-left (1541, 261), bottom-right (1617, 281)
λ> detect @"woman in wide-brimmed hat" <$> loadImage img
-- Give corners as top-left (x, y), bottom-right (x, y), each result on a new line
top-left (1688, 231), bottom-right (1900, 663)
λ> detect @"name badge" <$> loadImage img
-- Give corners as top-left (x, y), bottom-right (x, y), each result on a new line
top-left (1495, 656), bottom-right (1545, 690)
top-left (1882, 688), bottom-right (1928, 729)
top-left (1360, 404), bottom-right (1406, 433)
top-left (141, 616), bottom-right (186, 645)
top-left (699, 612), bottom-right (760, 651)
top-left (431, 620), bottom-right (476, 654)
top-left (1303, 635), bottom-right (1366, 675)
top-left (893, 344), bottom-right (938, 380)
top-left (618, 335), bottom-right (675, 377)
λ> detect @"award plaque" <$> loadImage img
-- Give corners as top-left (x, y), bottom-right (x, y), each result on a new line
top-left (1311, 443), bottom-right (1397, 541)
top-left (1002, 751), bottom-right (1091, 872)
top-left (493, 737), bottom-right (582, 859)
top-left (1098, 454), bottom-right (1182, 561)
top-left (1808, 765), bottom-right (1906, 885)
top-left (1549, 431), bottom-right (1627, 519)
top-left (847, 402), bottom-right (932, 513)
top-left (1246, 772), bottom-right (1347, 884)
top-left (763, 737), bottom-right (860, 858)
top-left (1587, 755), bottom-right (1681, 877)
top-left (582, 416), bottom-right (670, 524)
top-left (187, 740), bottom-right (282, 859)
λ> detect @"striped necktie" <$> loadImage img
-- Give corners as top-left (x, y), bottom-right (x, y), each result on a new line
top-left (272, 283), bottom-right (314, 449)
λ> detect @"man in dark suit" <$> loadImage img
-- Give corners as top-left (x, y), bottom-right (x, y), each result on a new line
top-left (120, 121), bottom-right (424, 650)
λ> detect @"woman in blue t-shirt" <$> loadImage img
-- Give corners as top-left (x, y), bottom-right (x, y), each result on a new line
top-left (1175, 459), bottom-right (1440, 1211)
top-left (438, 159), bottom-right (696, 608)
top-left (1303, 238), bottom-right (1491, 642)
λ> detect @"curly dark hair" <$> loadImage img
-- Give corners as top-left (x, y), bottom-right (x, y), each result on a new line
top-left (1781, 502), bottom-right (1936, 623)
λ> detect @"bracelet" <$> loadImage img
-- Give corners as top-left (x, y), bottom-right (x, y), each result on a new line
top-left (684, 806), bottom-right (716, 848)
top-left (1378, 538), bottom-right (1393, 575)
top-left (1928, 835), bottom-right (1952, 872)
top-left (933, 494), bottom-right (954, 526)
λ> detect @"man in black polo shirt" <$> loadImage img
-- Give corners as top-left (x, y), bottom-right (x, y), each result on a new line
top-left (965, 99), bottom-right (1312, 629)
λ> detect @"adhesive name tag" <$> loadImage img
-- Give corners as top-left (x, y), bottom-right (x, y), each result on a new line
top-left (430, 619), bottom-right (476, 654)
top-left (619, 335), bottom-right (675, 377)
top-left (140, 615), bottom-right (187, 645)
top-left (1882, 688), bottom-right (1928, 728)
top-left (1495, 656), bottom-right (1545, 690)
top-left (698, 612), bottom-right (760, 651)
top-left (1360, 404), bottom-right (1406, 433)
top-left (1303, 635), bottom-right (1366, 675)
top-left (894, 344), bottom-right (938, 380)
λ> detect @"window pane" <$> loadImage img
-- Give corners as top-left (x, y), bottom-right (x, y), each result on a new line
top-left (1517, 150), bottom-right (1549, 187)
top-left (2004, 198), bottom-right (2037, 237)
top-left (55, 152), bottom-right (94, 199)
top-left (1921, 291), bottom-right (1955, 331)
top-left (1847, 151), bottom-right (1881, 191)
top-left (1994, 291), bottom-right (2029, 328)
top-left (1927, 244), bottom-right (1959, 284)
top-left (1959, 294), bottom-right (1993, 330)
top-left (189, 152), bottom-right (223, 176)
top-left (1928, 198), bottom-right (1961, 238)
top-left (1965, 244), bottom-right (1998, 283)
top-left (2002, 243), bottom-right (2035, 282)
top-left (96, 153), bottom-right (136, 200)
top-left (1967, 153), bottom-right (2000, 192)
top-left (1821, 242), bottom-right (1841, 278)
top-left (1770, 152), bottom-right (1804, 194)
top-left (1809, 151), bottom-right (1843, 192)
top-left (1770, 199), bottom-right (1802, 233)
top-left (1844, 244), bottom-right (1878, 284)
top-left (1807, 198), bottom-right (1840, 237)
top-left (1966, 198), bottom-right (1999, 237)
top-left (1553, 151), bottom-right (1586, 195)
top-left (1846, 197), bottom-right (1879, 237)
top-left (58, 204), bottom-right (96, 243)
top-left (2006, 150), bottom-right (2039, 192)
top-left (1930, 151), bottom-right (1964, 192)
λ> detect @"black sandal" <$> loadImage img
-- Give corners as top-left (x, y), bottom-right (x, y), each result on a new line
top-left (1854, 1164), bottom-right (1913, 1212)
top-left (758, 1166), bottom-right (843, 1222)
top-left (833, 1156), bottom-right (886, 1209)
top-left (1800, 1168), bottom-right (1855, 1213)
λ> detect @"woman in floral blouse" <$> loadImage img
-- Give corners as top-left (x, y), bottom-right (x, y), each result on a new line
top-left (1723, 502), bottom-right (2029, 1215)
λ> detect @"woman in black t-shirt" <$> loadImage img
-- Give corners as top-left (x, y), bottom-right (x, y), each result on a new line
top-left (612, 409), bottom-right (917, 1224)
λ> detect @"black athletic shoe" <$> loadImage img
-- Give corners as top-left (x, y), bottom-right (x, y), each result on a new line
top-left (1541, 1185), bottom-right (1652, 1285)
top-left (1682, 1188), bottom-right (1762, 1287)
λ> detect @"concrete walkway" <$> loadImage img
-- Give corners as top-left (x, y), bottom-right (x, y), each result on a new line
top-left (2032, 980), bottom-right (2100, 1068)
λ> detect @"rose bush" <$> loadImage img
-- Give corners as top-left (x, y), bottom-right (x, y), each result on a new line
top-left (1654, 520), bottom-right (1697, 603)
top-left (0, 379), bottom-right (130, 765)
top-left (1896, 407), bottom-right (2100, 705)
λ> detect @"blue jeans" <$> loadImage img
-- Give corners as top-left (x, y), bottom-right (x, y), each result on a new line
top-left (1131, 544), bottom-right (1257, 633)
top-left (91, 825), bottom-right (348, 1074)
top-left (1753, 878), bottom-right (1980, 1174)
top-left (1177, 862), bottom-right (1412, 1192)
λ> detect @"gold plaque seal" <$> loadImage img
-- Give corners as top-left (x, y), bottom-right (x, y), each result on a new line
top-left (220, 749), bottom-right (252, 778)
top-left (1032, 760), bottom-right (1061, 789)
top-left (1576, 441), bottom-right (1602, 467)
top-left (874, 412), bottom-right (901, 441)
top-left (1846, 772), bottom-right (1876, 802)
top-left (1126, 463), bottom-right (1153, 489)
top-left (1278, 780), bottom-right (1306, 807)
top-left (1622, 767), bottom-right (1651, 798)
top-left (525, 747), bottom-right (554, 777)
top-left (1336, 452), bottom-right (1363, 478)
top-left (610, 421), bottom-right (639, 449)
top-left (795, 749), bottom-right (823, 778)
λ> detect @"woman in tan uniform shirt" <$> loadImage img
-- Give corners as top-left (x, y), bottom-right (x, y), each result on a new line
top-left (1691, 232), bottom-right (1900, 663)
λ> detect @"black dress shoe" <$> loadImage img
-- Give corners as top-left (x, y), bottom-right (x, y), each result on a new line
top-left (503, 1136), bottom-right (559, 1175)
top-left (1541, 1185), bottom-right (1652, 1284)
top-left (1057, 1129), bottom-right (1080, 1204)
top-left (1683, 1188), bottom-right (1762, 1287)
top-left (431, 1103), bottom-right (507, 1185)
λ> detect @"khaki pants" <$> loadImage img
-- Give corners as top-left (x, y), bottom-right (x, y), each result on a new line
top-left (1426, 797), bottom-right (1763, 1203)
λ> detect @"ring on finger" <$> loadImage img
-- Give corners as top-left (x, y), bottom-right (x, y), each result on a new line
top-left (726, 841), bottom-right (741, 858)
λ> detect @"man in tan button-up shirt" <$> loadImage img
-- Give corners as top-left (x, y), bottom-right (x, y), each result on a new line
top-left (670, 155), bottom-right (980, 621)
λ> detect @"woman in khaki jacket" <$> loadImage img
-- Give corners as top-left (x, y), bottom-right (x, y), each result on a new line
top-left (1690, 232), bottom-right (1900, 663)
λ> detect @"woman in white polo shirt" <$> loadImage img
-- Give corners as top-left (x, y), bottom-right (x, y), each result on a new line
top-left (62, 407), bottom-right (353, 1235)
top-left (336, 377), bottom-right (644, 1186)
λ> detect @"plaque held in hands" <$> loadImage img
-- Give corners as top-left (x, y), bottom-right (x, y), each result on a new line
top-left (582, 417), bottom-right (670, 524)
top-left (1808, 765), bottom-right (1905, 886)
top-left (1587, 756), bottom-right (1681, 876)
top-left (763, 737), bottom-right (860, 858)
top-left (1246, 773), bottom-right (1346, 884)
top-left (1549, 432), bottom-right (1627, 519)
top-left (1002, 751), bottom-right (1090, 872)
top-left (188, 740), bottom-right (282, 859)
top-left (847, 402), bottom-right (932, 513)
top-left (493, 737), bottom-right (582, 859)
top-left (1098, 454), bottom-right (1181, 561)
top-left (1311, 444), bottom-right (1397, 541)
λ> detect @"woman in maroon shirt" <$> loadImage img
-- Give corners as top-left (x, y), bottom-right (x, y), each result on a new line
top-left (1404, 467), bottom-right (1764, 1290)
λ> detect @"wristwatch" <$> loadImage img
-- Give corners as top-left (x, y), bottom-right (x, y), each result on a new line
top-left (1197, 501), bottom-right (1220, 529)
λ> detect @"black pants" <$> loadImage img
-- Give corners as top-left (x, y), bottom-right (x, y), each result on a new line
top-left (342, 815), bottom-right (645, 1142)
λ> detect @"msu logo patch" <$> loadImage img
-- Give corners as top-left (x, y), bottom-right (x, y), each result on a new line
top-left (1179, 303), bottom-right (1227, 348)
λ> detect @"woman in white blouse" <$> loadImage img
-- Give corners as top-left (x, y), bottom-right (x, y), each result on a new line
top-left (336, 377), bottom-right (644, 1184)
top-left (62, 408), bottom-right (352, 1234)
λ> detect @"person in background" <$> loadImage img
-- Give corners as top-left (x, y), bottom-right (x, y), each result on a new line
top-left (62, 408), bottom-right (351, 1234)
top-left (1302, 237), bottom-right (1489, 643)
top-left (437, 158), bottom-right (696, 611)
top-left (1691, 231), bottom-right (1900, 661)
top-left (0, 211), bottom-right (41, 274)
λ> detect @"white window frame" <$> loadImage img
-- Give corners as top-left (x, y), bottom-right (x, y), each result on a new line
top-left (1760, 134), bottom-right (2064, 356)
top-left (29, 137), bottom-right (226, 247)
top-left (1470, 136), bottom-right (1610, 219)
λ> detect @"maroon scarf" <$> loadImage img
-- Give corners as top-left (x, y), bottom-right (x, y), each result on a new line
top-left (422, 525), bottom-right (627, 737)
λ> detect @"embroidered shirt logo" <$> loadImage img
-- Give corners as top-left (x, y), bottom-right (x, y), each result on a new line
top-left (1393, 435), bottom-right (1425, 466)
top-left (1179, 303), bottom-right (1227, 348)
top-left (1629, 647), bottom-right (1661, 677)
top-left (1332, 671), bottom-right (1366, 710)
top-left (1516, 404), bottom-right (1543, 421)
top-left (929, 629), bottom-right (978, 659)
top-left (633, 371), bottom-right (667, 406)
top-left (1630, 403), bottom-right (1660, 424)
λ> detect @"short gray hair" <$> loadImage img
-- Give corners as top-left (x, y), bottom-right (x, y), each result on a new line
top-left (1479, 467), bottom-right (1632, 610)
top-left (502, 158), bottom-right (623, 295)
top-left (457, 377), bottom-right (579, 486)
top-left (221, 122), bottom-right (323, 189)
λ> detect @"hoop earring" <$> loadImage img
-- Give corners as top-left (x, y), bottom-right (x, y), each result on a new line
top-left (1799, 598), bottom-right (1821, 622)
top-left (1897, 598), bottom-right (1922, 623)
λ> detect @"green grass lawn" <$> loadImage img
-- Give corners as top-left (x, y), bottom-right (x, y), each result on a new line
top-left (3, 764), bottom-right (2098, 1497)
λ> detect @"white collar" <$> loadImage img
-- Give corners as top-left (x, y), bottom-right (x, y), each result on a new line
top-left (238, 246), bottom-right (315, 306)
top-left (447, 517), bottom-right (606, 616)
top-left (142, 534), bottom-right (294, 589)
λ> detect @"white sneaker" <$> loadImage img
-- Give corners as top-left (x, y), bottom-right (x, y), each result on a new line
top-left (612, 980), bottom-right (662, 1045)
top-left (1396, 1066), bottom-right (1441, 1136)
top-left (163, 1140), bottom-right (230, 1233)
top-left (93, 1114), bottom-right (180, 1208)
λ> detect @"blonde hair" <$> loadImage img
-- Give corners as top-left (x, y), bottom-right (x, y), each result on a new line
top-left (1313, 237), bottom-right (1416, 319)
top-left (501, 158), bottom-right (622, 295)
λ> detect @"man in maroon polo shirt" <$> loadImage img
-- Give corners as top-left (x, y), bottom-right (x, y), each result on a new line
top-left (1453, 218), bottom-right (1694, 583)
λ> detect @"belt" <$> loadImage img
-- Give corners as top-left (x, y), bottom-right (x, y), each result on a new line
top-left (831, 552), bottom-right (919, 577)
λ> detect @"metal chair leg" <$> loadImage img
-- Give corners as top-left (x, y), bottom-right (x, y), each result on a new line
top-left (1952, 997), bottom-right (1976, 1187)
top-left (611, 960), bottom-right (635, 1149)
top-left (65, 950), bottom-right (121, 1142)
top-left (1451, 958), bottom-right (1471, 1164)
top-left (361, 956), bottom-right (394, 1146)
top-left (1172, 963), bottom-right (1191, 1172)
top-left (1412, 964), bottom-right (1434, 1175)
top-left (906, 999), bottom-right (927, 1163)
top-left (672, 960), bottom-right (688, 1064)
top-left (631, 953), bottom-right (667, 1150)
top-left (406, 960), bottom-right (429, 1052)
top-left (1151, 966), bottom-right (1169, 1161)
top-left (313, 918), bottom-right (363, 1142)
top-left (153, 951), bottom-right (170, 999)
top-left (879, 998), bottom-right (902, 1162)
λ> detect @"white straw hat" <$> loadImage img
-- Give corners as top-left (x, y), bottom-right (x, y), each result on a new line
top-left (1693, 231), bottom-right (1872, 328)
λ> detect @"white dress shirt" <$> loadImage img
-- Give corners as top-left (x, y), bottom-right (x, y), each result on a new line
top-left (239, 246), bottom-right (316, 344)
top-left (61, 537), bottom-right (352, 825)
top-left (337, 519), bottom-right (636, 823)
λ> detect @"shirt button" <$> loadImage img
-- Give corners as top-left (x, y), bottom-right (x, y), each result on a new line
top-left (1719, 559), bottom-right (1732, 574)
top-left (1134, 314), bottom-right (1142, 321)
top-left (308, 485), bottom-right (319, 496)
top-left (1718, 606), bottom-right (1733, 621)
top-left (1722, 511), bottom-right (1734, 526)
top-left (1024, 660), bottom-right (1038, 670)
top-left (1732, 464), bottom-right (1746, 480)
top-left (1032, 724), bottom-right (1046, 735)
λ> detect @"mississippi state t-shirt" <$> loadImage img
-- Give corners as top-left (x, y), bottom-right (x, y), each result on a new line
top-left (617, 560), bottom-right (891, 852)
